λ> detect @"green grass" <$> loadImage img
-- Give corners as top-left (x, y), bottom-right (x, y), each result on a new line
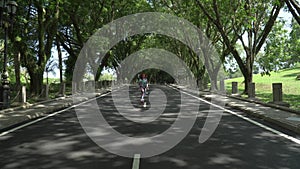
top-left (225, 66), bottom-right (300, 111)
top-left (43, 78), bottom-right (60, 84)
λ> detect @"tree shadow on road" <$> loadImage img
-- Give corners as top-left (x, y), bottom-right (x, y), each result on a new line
top-left (141, 111), bottom-right (300, 169)
top-left (1, 85), bottom-right (300, 169)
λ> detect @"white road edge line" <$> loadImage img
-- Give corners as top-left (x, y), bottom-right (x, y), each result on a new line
top-left (169, 85), bottom-right (300, 145)
top-left (132, 154), bottom-right (141, 169)
top-left (0, 92), bottom-right (111, 137)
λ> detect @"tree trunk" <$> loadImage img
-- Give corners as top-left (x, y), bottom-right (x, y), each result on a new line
top-left (28, 70), bottom-right (44, 96)
top-left (14, 52), bottom-right (21, 91)
top-left (46, 72), bottom-right (49, 85)
top-left (284, 0), bottom-right (300, 25)
top-left (56, 38), bottom-right (63, 84)
top-left (95, 53), bottom-right (110, 81)
top-left (243, 53), bottom-right (254, 94)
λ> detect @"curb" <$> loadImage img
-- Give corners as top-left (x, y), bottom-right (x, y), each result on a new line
top-left (0, 88), bottom-right (111, 114)
top-left (224, 94), bottom-right (300, 116)
top-left (226, 102), bottom-right (300, 134)
top-left (169, 84), bottom-right (300, 135)
top-left (0, 96), bottom-right (71, 114)
top-left (0, 97), bottom-right (85, 133)
top-left (0, 89), bottom-right (111, 133)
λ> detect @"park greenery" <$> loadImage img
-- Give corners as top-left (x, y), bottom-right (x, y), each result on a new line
top-left (0, 0), bottom-right (299, 108)
top-left (226, 64), bottom-right (300, 110)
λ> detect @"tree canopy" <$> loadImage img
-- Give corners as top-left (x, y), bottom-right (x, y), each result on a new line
top-left (1, 0), bottom-right (299, 95)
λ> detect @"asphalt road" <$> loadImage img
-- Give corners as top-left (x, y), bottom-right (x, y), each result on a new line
top-left (0, 85), bottom-right (300, 169)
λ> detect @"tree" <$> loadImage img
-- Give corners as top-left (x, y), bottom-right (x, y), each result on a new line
top-left (195, 0), bottom-right (284, 94)
top-left (287, 17), bottom-right (300, 64)
top-left (12, 0), bottom-right (60, 95)
top-left (58, 0), bottom-right (154, 82)
top-left (45, 56), bottom-right (58, 84)
top-left (284, 0), bottom-right (300, 25)
top-left (256, 19), bottom-right (291, 75)
top-left (148, 0), bottom-right (225, 89)
top-left (57, 0), bottom-right (114, 82)
top-left (55, 37), bottom-right (63, 84)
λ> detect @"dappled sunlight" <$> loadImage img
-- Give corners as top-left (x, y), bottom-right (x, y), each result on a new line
top-left (136, 86), bottom-right (300, 168)
top-left (1, 85), bottom-right (299, 168)
top-left (32, 104), bottom-right (47, 108)
top-left (208, 153), bottom-right (243, 165)
top-left (148, 156), bottom-right (188, 167)
top-left (66, 150), bottom-right (105, 160)
top-left (0, 112), bottom-right (131, 169)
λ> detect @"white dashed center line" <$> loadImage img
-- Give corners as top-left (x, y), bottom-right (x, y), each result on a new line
top-left (132, 154), bottom-right (141, 169)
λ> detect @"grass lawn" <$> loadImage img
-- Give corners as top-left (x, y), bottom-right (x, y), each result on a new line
top-left (225, 66), bottom-right (300, 111)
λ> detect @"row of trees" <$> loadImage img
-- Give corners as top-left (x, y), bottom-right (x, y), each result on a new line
top-left (2, 0), bottom-right (300, 96)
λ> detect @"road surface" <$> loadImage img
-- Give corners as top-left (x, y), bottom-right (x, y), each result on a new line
top-left (0, 85), bottom-right (299, 169)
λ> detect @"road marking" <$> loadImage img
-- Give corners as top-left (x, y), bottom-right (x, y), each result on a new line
top-left (0, 92), bottom-right (111, 137)
top-left (132, 154), bottom-right (141, 169)
top-left (169, 85), bottom-right (300, 145)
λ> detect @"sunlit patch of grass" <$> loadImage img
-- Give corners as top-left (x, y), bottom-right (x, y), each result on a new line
top-left (225, 66), bottom-right (300, 111)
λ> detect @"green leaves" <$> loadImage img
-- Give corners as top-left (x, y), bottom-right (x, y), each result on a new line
top-left (257, 19), bottom-right (292, 74)
top-left (7, 0), bottom-right (297, 94)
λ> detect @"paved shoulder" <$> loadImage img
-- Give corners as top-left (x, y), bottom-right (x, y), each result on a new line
top-left (172, 84), bottom-right (300, 135)
top-left (0, 90), bottom-right (108, 132)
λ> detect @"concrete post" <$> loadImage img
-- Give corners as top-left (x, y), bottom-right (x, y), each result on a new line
top-left (232, 82), bottom-right (238, 94)
top-left (272, 83), bottom-right (283, 102)
top-left (99, 81), bottom-right (103, 89)
top-left (86, 80), bottom-right (95, 93)
top-left (204, 81), bottom-right (208, 91)
top-left (197, 80), bottom-right (202, 90)
top-left (81, 81), bottom-right (85, 92)
top-left (248, 83), bottom-right (255, 99)
top-left (220, 79), bottom-right (225, 92)
top-left (43, 84), bottom-right (49, 99)
top-left (95, 81), bottom-right (101, 89)
top-left (85, 81), bottom-right (90, 91)
top-left (0, 86), bottom-right (2, 106)
top-left (269, 83), bottom-right (290, 107)
top-left (20, 86), bottom-right (26, 103)
top-left (60, 82), bottom-right (66, 96)
top-left (72, 82), bottom-right (77, 94)
top-left (103, 81), bottom-right (107, 88)
top-left (106, 81), bottom-right (109, 88)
